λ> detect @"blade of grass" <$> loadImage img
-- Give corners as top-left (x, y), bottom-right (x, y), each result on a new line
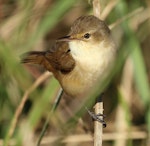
top-left (115, 0), bottom-right (150, 106)
top-left (115, 0), bottom-right (150, 142)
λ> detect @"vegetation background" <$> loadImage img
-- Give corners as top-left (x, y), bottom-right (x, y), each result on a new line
top-left (0, 0), bottom-right (150, 146)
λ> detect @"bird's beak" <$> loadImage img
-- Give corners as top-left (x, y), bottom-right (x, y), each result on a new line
top-left (57, 35), bottom-right (71, 42)
top-left (57, 35), bottom-right (79, 42)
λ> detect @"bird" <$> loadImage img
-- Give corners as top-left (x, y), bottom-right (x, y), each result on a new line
top-left (22, 15), bottom-right (117, 99)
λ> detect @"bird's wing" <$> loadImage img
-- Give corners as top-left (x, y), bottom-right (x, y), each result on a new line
top-left (45, 42), bottom-right (75, 74)
top-left (22, 42), bottom-right (75, 75)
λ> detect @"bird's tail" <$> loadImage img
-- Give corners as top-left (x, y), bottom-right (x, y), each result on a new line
top-left (21, 51), bottom-right (53, 72)
top-left (22, 51), bottom-right (46, 65)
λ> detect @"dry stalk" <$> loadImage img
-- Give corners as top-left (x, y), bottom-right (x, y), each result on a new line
top-left (93, 0), bottom-right (101, 18)
top-left (5, 71), bottom-right (51, 145)
top-left (101, 0), bottom-right (117, 20)
top-left (93, 0), bottom-right (103, 146)
top-left (115, 58), bottom-right (133, 146)
top-left (94, 99), bottom-right (103, 146)
top-left (1, 131), bottom-right (147, 146)
top-left (109, 7), bottom-right (144, 29)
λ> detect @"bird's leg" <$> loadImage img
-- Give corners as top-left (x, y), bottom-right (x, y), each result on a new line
top-left (86, 108), bottom-right (106, 128)
top-left (86, 93), bottom-right (106, 128)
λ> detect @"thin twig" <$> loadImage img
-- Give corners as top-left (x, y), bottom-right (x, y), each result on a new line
top-left (101, 0), bottom-right (117, 20)
top-left (94, 97), bottom-right (104, 146)
top-left (36, 88), bottom-right (63, 146)
top-left (93, 0), bottom-right (103, 146)
top-left (93, 0), bottom-right (101, 18)
top-left (109, 7), bottom-right (144, 29)
top-left (0, 130), bottom-right (147, 146)
top-left (5, 71), bottom-right (51, 146)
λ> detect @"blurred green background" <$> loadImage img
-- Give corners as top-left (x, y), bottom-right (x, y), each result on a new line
top-left (0, 0), bottom-right (150, 146)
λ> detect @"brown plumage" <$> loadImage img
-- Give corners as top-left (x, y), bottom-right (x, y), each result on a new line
top-left (22, 42), bottom-right (75, 78)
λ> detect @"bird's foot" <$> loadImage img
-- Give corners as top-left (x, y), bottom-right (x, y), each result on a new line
top-left (86, 107), bottom-right (106, 128)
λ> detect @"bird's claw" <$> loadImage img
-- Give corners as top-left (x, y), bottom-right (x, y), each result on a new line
top-left (86, 107), bottom-right (107, 128)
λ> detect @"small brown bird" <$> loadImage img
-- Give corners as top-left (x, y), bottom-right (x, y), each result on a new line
top-left (22, 15), bottom-right (117, 98)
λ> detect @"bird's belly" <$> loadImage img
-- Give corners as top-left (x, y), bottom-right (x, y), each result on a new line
top-left (60, 72), bottom-right (96, 97)
top-left (59, 61), bottom-right (113, 98)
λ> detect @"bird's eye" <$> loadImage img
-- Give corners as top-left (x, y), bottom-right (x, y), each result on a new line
top-left (83, 33), bottom-right (91, 39)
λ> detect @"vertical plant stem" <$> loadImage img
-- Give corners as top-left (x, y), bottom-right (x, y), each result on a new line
top-left (94, 97), bottom-right (103, 146)
top-left (93, 0), bottom-right (103, 146)
top-left (36, 89), bottom-right (63, 146)
top-left (93, 0), bottom-right (101, 18)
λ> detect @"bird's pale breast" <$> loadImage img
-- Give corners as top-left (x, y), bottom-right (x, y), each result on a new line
top-left (59, 40), bottom-right (116, 97)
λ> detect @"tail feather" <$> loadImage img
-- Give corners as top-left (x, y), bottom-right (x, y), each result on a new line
top-left (22, 51), bottom-right (45, 64)
top-left (21, 51), bottom-right (53, 72)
